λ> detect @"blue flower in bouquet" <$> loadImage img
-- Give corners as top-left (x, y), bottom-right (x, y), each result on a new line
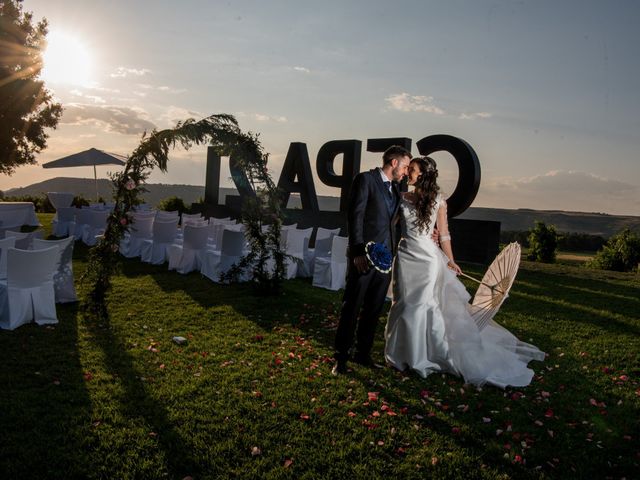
top-left (365, 241), bottom-right (393, 273)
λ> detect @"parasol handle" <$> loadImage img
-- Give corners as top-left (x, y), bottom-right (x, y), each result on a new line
top-left (459, 271), bottom-right (484, 284)
top-left (459, 271), bottom-right (505, 294)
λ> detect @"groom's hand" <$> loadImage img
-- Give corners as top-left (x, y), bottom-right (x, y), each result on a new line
top-left (353, 255), bottom-right (370, 274)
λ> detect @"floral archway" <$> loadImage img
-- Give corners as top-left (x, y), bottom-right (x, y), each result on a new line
top-left (84, 114), bottom-right (285, 315)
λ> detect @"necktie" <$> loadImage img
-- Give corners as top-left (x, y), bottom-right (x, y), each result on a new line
top-left (383, 181), bottom-right (392, 198)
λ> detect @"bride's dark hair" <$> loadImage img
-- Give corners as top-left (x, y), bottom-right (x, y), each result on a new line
top-left (412, 156), bottom-right (440, 233)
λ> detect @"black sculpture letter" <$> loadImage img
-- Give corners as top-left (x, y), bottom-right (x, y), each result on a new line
top-left (277, 143), bottom-right (319, 212)
top-left (204, 147), bottom-right (221, 205)
top-left (416, 135), bottom-right (480, 218)
top-left (316, 140), bottom-right (362, 212)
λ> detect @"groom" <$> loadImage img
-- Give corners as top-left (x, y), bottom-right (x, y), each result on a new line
top-left (332, 145), bottom-right (412, 375)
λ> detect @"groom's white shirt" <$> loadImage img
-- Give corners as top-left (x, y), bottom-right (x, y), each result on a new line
top-left (378, 168), bottom-right (393, 192)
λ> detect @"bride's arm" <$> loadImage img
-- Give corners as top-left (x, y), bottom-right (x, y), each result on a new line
top-left (436, 200), bottom-right (462, 275)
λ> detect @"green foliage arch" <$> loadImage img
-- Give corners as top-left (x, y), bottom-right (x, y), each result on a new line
top-left (84, 114), bottom-right (285, 314)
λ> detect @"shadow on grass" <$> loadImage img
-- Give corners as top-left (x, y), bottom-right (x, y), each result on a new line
top-left (0, 303), bottom-right (95, 479)
top-left (80, 306), bottom-right (201, 478)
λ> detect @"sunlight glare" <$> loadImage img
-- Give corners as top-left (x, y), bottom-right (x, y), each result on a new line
top-left (42, 31), bottom-right (92, 86)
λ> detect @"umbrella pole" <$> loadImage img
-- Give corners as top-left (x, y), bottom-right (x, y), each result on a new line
top-left (459, 271), bottom-right (484, 285)
top-left (94, 164), bottom-right (98, 202)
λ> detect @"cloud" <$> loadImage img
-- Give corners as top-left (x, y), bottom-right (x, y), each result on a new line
top-left (459, 112), bottom-right (492, 120)
top-left (60, 103), bottom-right (156, 135)
top-left (385, 93), bottom-right (445, 115)
top-left (292, 66), bottom-right (311, 74)
top-left (157, 85), bottom-right (188, 94)
top-left (69, 89), bottom-right (106, 104)
top-left (237, 111), bottom-right (288, 123)
top-left (110, 67), bottom-right (152, 78)
top-left (136, 83), bottom-right (187, 94)
top-left (475, 170), bottom-right (639, 215)
top-left (161, 106), bottom-right (204, 126)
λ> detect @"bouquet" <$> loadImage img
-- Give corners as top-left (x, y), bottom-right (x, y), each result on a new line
top-left (365, 241), bottom-right (393, 273)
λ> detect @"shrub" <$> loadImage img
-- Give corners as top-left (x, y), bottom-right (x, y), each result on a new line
top-left (527, 221), bottom-right (558, 263)
top-left (588, 229), bottom-right (640, 272)
top-left (157, 196), bottom-right (188, 214)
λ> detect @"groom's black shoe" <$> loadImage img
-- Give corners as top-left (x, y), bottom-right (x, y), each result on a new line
top-left (331, 360), bottom-right (348, 376)
top-left (352, 355), bottom-right (384, 369)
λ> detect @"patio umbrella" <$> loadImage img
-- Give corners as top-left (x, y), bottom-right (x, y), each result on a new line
top-left (42, 148), bottom-right (127, 201)
top-left (460, 242), bottom-right (522, 331)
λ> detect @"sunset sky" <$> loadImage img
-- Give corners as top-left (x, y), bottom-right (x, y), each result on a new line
top-left (5, 0), bottom-right (639, 216)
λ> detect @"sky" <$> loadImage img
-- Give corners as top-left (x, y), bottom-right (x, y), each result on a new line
top-left (4, 0), bottom-right (639, 216)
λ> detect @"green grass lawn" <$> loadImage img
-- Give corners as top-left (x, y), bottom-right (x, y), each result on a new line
top-left (1, 215), bottom-right (638, 479)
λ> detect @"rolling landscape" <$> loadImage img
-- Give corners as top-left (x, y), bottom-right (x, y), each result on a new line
top-left (4, 177), bottom-right (639, 237)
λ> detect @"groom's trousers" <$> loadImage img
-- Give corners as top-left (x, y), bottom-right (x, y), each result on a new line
top-left (334, 265), bottom-right (391, 362)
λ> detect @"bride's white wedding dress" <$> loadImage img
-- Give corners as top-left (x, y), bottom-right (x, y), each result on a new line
top-left (385, 194), bottom-right (545, 388)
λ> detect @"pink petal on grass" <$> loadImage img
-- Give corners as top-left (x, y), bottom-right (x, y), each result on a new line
top-left (284, 458), bottom-right (293, 468)
top-left (368, 392), bottom-right (379, 402)
top-left (348, 411), bottom-right (357, 417)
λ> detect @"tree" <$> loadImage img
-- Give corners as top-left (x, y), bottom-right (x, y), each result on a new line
top-left (588, 229), bottom-right (640, 272)
top-left (527, 221), bottom-right (558, 263)
top-left (0, 0), bottom-right (62, 175)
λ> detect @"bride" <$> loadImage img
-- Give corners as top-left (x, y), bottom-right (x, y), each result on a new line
top-left (384, 156), bottom-right (544, 388)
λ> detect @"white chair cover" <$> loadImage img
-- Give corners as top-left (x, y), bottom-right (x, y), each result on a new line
top-left (307, 234), bottom-right (333, 280)
top-left (281, 227), bottom-right (313, 278)
top-left (312, 235), bottom-right (348, 290)
top-left (0, 236), bottom-right (16, 280)
top-left (207, 222), bottom-right (243, 250)
top-left (0, 246), bottom-right (59, 330)
top-left (5, 230), bottom-right (44, 250)
top-left (167, 224), bottom-right (209, 273)
top-left (72, 208), bottom-right (93, 240)
top-left (140, 218), bottom-right (179, 265)
top-left (52, 207), bottom-right (77, 237)
top-left (119, 214), bottom-right (155, 258)
top-left (32, 237), bottom-right (77, 303)
top-left (156, 210), bottom-right (179, 220)
top-left (82, 209), bottom-right (110, 246)
top-left (316, 227), bottom-right (341, 241)
top-left (181, 213), bottom-right (203, 226)
top-left (201, 229), bottom-right (248, 282)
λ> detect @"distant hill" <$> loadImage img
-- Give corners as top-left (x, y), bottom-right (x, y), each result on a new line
top-left (4, 177), bottom-right (639, 237)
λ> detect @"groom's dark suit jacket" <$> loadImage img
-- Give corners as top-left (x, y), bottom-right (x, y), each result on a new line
top-left (346, 168), bottom-right (401, 258)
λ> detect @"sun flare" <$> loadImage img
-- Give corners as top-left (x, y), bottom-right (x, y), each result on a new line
top-left (41, 30), bottom-right (92, 86)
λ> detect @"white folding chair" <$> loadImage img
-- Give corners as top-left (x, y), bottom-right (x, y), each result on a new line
top-left (72, 208), bottom-right (93, 240)
top-left (167, 224), bottom-right (209, 273)
top-left (52, 207), bottom-right (77, 237)
top-left (180, 213), bottom-right (204, 226)
top-left (201, 228), bottom-right (248, 282)
top-left (140, 218), bottom-right (179, 265)
top-left (281, 227), bottom-right (313, 278)
top-left (316, 227), bottom-right (341, 241)
top-left (156, 210), bottom-right (179, 221)
top-left (4, 230), bottom-right (44, 250)
top-left (304, 228), bottom-right (340, 275)
top-left (32, 237), bottom-right (77, 303)
top-left (0, 246), bottom-right (59, 330)
top-left (120, 214), bottom-right (155, 258)
top-left (312, 235), bottom-right (348, 290)
top-left (82, 209), bottom-right (110, 246)
top-left (0, 237), bottom-right (16, 280)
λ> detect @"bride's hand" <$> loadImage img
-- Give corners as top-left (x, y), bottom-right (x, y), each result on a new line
top-left (448, 261), bottom-right (462, 275)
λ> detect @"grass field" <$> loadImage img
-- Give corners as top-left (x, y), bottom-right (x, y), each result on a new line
top-left (0, 214), bottom-right (638, 479)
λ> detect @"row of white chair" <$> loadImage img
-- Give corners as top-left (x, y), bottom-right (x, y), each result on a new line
top-left (121, 216), bottom-right (350, 290)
